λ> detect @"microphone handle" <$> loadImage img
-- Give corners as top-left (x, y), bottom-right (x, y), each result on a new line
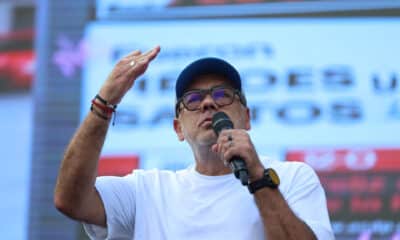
top-left (230, 156), bottom-right (249, 186)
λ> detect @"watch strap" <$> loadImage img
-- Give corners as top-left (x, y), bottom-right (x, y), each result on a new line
top-left (248, 168), bottom-right (279, 194)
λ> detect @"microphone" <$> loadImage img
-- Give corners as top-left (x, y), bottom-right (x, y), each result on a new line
top-left (212, 112), bottom-right (249, 186)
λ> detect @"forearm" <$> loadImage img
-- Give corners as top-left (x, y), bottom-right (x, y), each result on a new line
top-left (53, 46), bottom-right (160, 225)
top-left (254, 188), bottom-right (317, 240)
top-left (54, 110), bottom-right (110, 213)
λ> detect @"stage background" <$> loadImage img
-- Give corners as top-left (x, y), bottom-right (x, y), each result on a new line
top-left (82, 17), bottom-right (400, 240)
top-left (1, 0), bottom-right (399, 239)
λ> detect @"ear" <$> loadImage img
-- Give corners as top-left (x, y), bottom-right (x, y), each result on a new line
top-left (245, 107), bottom-right (251, 130)
top-left (173, 118), bottom-right (185, 141)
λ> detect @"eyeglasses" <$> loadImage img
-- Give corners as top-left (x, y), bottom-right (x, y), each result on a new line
top-left (175, 85), bottom-right (245, 116)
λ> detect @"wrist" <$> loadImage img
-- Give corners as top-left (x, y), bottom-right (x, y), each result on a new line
top-left (248, 168), bottom-right (280, 194)
top-left (248, 165), bottom-right (265, 183)
top-left (98, 88), bottom-right (120, 105)
top-left (90, 104), bottom-right (110, 121)
top-left (90, 94), bottom-right (118, 125)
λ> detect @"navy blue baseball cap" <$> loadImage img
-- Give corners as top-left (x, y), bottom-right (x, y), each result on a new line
top-left (175, 57), bottom-right (243, 99)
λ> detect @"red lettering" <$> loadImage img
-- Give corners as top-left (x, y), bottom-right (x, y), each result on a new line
top-left (349, 176), bottom-right (368, 193)
top-left (197, 0), bottom-right (227, 4)
top-left (326, 177), bottom-right (348, 193)
top-left (327, 198), bottom-right (343, 213)
top-left (351, 196), bottom-right (382, 213)
top-left (391, 194), bottom-right (400, 212)
top-left (368, 176), bottom-right (385, 193)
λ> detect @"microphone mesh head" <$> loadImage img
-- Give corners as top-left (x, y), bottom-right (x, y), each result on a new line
top-left (212, 112), bottom-right (233, 136)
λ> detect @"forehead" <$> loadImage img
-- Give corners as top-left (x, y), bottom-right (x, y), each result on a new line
top-left (186, 74), bottom-right (233, 90)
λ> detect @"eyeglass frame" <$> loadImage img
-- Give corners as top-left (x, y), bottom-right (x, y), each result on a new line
top-left (175, 85), bottom-right (247, 118)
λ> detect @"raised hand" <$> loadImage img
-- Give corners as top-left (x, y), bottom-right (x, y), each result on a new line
top-left (98, 45), bottom-right (161, 105)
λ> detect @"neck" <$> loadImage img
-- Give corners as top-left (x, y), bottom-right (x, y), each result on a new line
top-left (192, 144), bottom-right (232, 176)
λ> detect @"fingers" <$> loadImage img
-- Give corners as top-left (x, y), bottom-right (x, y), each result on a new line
top-left (125, 58), bottom-right (148, 79)
top-left (127, 46), bottom-right (160, 69)
top-left (122, 50), bottom-right (142, 61)
top-left (213, 130), bottom-right (264, 180)
top-left (213, 130), bottom-right (252, 165)
top-left (127, 45), bottom-right (160, 63)
top-left (219, 135), bottom-right (234, 155)
top-left (132, 50), bottom-right (142, 56)
top-left (213, 130), bottom-right (233, 157)
top-left (143, 45), bottom-right (161, 61)
top-left (137, 46), bottom-right (160, 65)
top-left (115, 50), bottom-right (142, 74)
top-left (121, 45), bottom-right (160, 64)
top-left (121, 46), bottom-right (160, 84)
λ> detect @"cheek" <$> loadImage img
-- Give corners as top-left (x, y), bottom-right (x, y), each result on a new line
top-left (181, 118), bottom-right (197, 135)
top-left (232, 109), bottom-right (249, 128)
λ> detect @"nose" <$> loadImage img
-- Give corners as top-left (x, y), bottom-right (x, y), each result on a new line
top-left (200, 93), bottom-right (218, 113)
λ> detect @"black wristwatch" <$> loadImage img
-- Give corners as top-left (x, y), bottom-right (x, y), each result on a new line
top-left (248, 168), bottom-right (280, 194)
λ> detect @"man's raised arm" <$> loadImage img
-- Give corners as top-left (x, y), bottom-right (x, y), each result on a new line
top-left (54, 46), bottom-right (160, 226)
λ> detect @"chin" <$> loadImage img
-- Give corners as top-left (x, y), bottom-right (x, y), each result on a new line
top-left (197, 131), bottom-right (217, 145)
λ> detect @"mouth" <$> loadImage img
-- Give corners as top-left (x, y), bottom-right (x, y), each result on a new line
top-left (199, 117), bottom-right (213, 127)
top-left (202, 120), bottom-right (212, 128)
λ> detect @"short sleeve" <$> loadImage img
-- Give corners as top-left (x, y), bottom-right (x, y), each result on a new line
top-left (284, 163), bottom-right (335, 240)
top-left (82, 174), bottom-right (136, 240)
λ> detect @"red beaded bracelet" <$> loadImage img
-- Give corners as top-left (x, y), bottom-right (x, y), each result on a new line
top-left (91, 94), bottom-right (118, 125)
top-left (95, 94), bottom-right (117, 110)
top-left (91, 99), bottom-right (115, 116)
top-left (90, 105), bottom-right (109, 121)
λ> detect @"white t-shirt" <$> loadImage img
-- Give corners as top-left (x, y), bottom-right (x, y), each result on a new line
top-left (83, 158), bottom-right (334, 239)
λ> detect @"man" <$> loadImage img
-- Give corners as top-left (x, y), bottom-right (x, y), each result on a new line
top-left (54, 46), bottom-right (334, 239)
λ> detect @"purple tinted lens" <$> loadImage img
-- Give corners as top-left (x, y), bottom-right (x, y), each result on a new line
top-left (212, 88), bottom-right (226, 100)
top-left (184, 92), bottom-right (203, 108)
top-left (212, 88), bottom-right (233, 105)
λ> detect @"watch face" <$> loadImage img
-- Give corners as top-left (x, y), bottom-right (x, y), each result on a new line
top-left (268, 168), bottom-right (280, 186)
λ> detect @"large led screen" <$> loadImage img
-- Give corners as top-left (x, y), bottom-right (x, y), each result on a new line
top-left (82, 18), bottom-right (400, 239)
